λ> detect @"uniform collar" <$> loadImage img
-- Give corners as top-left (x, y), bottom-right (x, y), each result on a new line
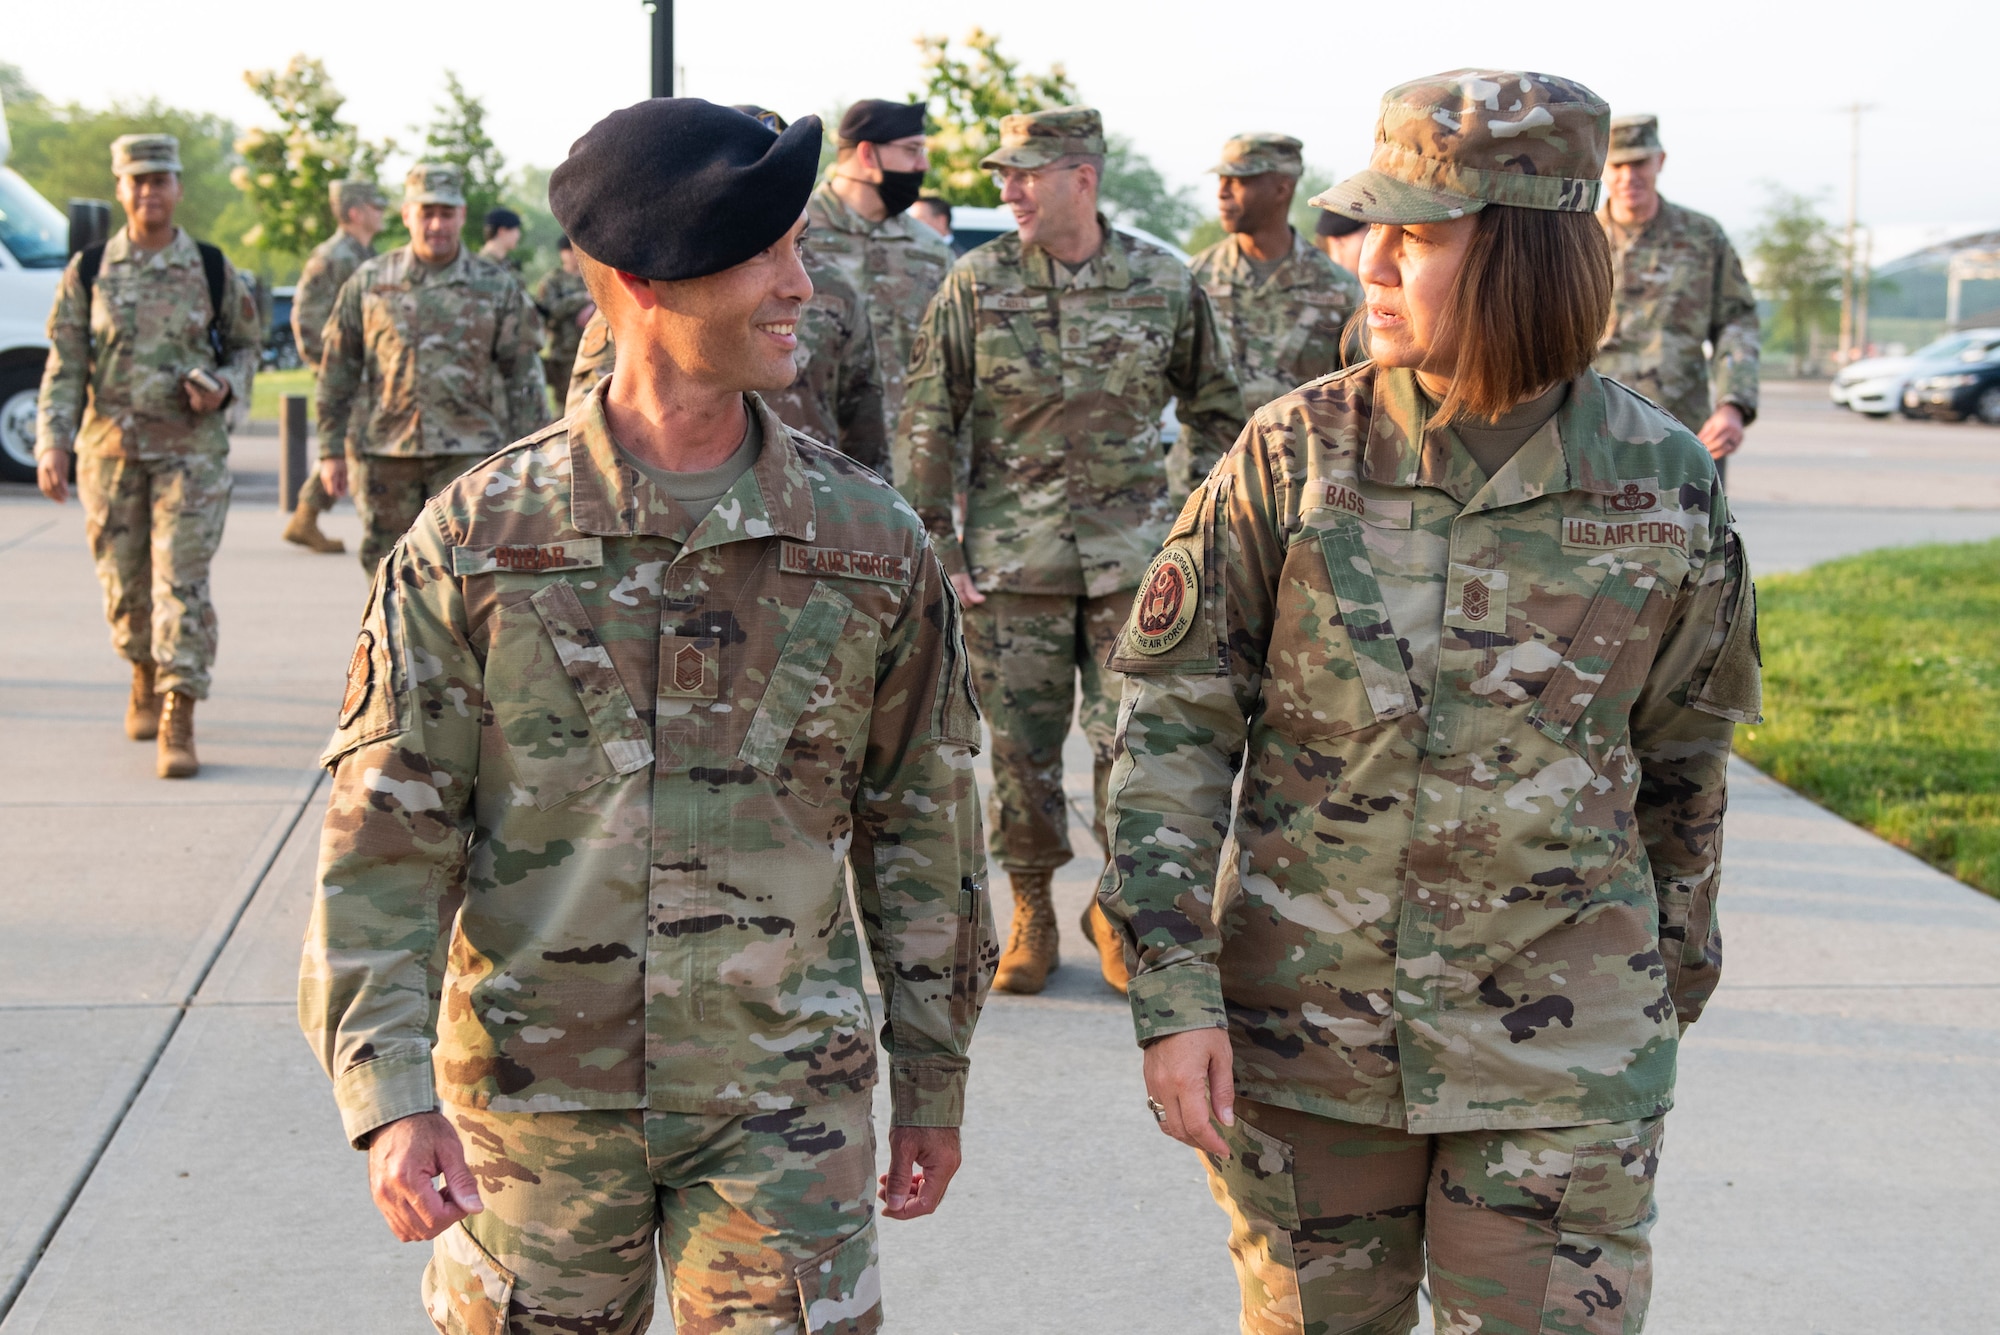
top-left (568, 380), bottom-right (815, 546)
top-left (1217, 228), bottom-right (1314, 291)
top-left (103, 226), bottom-right (196, 269)
top-left (810, 178), bottom-right (927, 244)
top-left (1597, 197), bottom-right (1677, 245)
top-left (1019, 213), bottom-right (1131, 291)
top-left (1362, 365), bottom-right (1629, 512)
top-left (394, 243), bottom-right (472, 285)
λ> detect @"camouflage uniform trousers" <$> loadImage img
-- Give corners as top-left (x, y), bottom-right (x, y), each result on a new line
top-left (77, 451), bottom-right (231, 699)
top-left (1206, 1100), bottom-right (1663, 1335)
top-left (430, 1090), bottom-right (881, 1335)
top-left (351, 453), bottom-right (483, 572)
top-left (962, 589), bottom-right (1134, 870)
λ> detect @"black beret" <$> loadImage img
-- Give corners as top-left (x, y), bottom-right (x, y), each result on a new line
top-left (837, 99), bottom-right (925, 146)
top-left (1316, 208), bottom-right (1365, 238)
top-left (549, 98), bottom-right (822, 282)
top-left (484, 207), bottom-right (522, 230)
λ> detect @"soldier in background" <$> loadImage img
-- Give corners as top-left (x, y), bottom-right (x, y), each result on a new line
top-left (1596, 114), bottom-right (1760, 480)
top-left (34, 134), bottom-right (261, 779)
top-left (1189, 133), bottom-right (1361, 413)
top-left (1313, 206), bottom-right (1365, 278)
top-left (911, 195), bottom-right (953, 243)
top-left (303, 99), bottom-right (991, 1333)
top-left (532, 235), bottom-right (591, 409)
top-left (897, 107), bottom-right (1246, 996)
top-left (315, 164), bottom-right (548, 571)
top-left (477, 206), bottom-right (523, 271)
top-left (809, 98), bottom-right (954, 473)
top-left (284, 178), bottom-right (386, 555)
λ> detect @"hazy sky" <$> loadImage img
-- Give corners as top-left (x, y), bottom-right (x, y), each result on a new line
top-left (10, 0), bottom-right (1995, 261)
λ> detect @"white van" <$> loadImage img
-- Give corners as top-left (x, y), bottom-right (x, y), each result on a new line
top-left (0, 97), bottom-right (70, 483)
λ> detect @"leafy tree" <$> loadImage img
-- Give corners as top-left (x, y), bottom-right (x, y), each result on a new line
top-left (1749, 186), bottom-right (1840, 375)
top-left (0, 62), bottom-right (253, 266)
top-left (912, 28), bottom-right (1078, 207)
top-left (420, 72), bottom-right (508, 256)
top-left (1100, 135), bottom-right (1198, 244)
top-left (232, 56), bottom-right (389, 273)
top-left (502, 163), bottom-right (563, 284)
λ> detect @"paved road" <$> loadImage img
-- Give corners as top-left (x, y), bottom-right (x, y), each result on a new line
top-left (3, 387), bottom-right (1998, 1333)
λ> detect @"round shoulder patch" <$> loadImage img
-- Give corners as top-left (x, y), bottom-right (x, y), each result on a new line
top-left (1130, 546), bottom-right (1201, 655)
top-left (339, 629), bottom-right (375, 728)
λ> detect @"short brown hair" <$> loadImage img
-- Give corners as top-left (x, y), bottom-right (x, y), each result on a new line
top-left (1431, 205), bottom-right (1613, 424)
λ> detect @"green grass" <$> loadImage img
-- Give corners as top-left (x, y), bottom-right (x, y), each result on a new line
top-left (1736, 540), bottom-right (2000, 896)
top-left (249, 367), bottom-right (314, 422)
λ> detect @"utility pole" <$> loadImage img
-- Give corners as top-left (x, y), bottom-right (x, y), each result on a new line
top-left (1837, 102), bottom-right (1874, 363)
top-left (647, 0), bottom-right (673, 98)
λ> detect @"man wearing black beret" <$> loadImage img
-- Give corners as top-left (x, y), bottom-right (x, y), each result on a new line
top-left (303, 97), bottom-right (994, 1335)
top-left (806, 98), bottom-right (954, 477)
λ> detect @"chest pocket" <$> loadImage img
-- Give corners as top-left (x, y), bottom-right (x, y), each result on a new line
top-left (741, 581), bottom-right (879, 807)
top-left (1524, 560), bottom-right (1660, 756)
top-left (1265, 519), bottom-right (1417, 739)
top-left (489, 579), bottom-right (653, 811)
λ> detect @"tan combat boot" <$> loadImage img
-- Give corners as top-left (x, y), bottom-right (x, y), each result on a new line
top-left (125, 661), bottom-right (161, 741)
top-left (1079, 896), bottom-right (1131, 995)
top-left (157, 691), bottom-right (199, 779)
top-left (993, 871), bottom-right (1059, 994)
top-left (282, 496), bottom-right (346, 554)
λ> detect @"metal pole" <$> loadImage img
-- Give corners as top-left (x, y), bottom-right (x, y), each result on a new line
top-left (649, 0), bottom-right (673, 98)
top-left (280, 394), bottom-right (309, 513)
top-left (1837, 103), bottom-right (1858, 361)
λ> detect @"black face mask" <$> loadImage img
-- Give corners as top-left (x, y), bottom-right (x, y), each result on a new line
top-left (875, 168), bottom-right (925, 218)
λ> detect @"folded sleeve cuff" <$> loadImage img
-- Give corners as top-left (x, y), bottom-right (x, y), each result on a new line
top-left (332, 1052), bottom-right (437, 1150)
top-left (889, 1060), bottom-right (968, 1127)
top-left (1127, 961), bottom-right (1228, 1046)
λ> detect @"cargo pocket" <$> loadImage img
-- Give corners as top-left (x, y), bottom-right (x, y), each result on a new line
top-left (1691, 529), bottom-right (1762, 724)
top-left (794, 1221), bottom-right (882, 1334)
top-left (423, 1220), bottom-right (517, 1335)
top-left (1525, 561), bottom-right (1658, 752)
top-left (1541, 1118), bottom-right (1664, 1335)
top-left (1204, 1114), bottom-right (1303, 1325)
top-left (742, 582), bottom-right (870, 807)
top-left (489, 579), bottom-right (653, 811)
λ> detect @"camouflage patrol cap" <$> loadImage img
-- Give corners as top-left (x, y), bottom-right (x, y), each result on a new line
top-left (980, 107), bottom-right (1106, 171)
top-left (1309, 70), bottom-right (1608, 224)
top-left (1607, 114), bottom-right (1663, 165)
top-left (329, 179), bottom-right (387, 214)
top-left (1213, 133), bottom-right (1305, 178)
top-left (404, 162), bottom-right (466, 208)
top-left (111, 134), bottom-right (182, 177)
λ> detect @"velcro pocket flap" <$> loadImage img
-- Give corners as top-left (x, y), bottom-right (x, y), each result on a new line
top-left (528, 580), bottom-right (653, 777)
top-left (741, 581), bottom-right (854, 774)
top-left (793, 1222), bottom-right (881, 1334)
top-left (1315, 524), bottom-right (1416, 723)
top-left (1526, 562), bottom-right (1656, 745)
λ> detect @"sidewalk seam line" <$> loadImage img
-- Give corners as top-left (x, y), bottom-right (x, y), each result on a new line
top-left (0, 766), bottom-right (324, 1326)
top-left (0, 519), bottom-right (57, 557)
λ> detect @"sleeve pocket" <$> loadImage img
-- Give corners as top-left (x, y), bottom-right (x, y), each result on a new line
top-left (742, 582), bottom-right (858, 805)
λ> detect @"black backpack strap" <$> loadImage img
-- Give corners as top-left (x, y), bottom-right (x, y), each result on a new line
top-left (196, 242), bottom-right (229, 363)
top-left (76, 242), bottom-right (107, 302)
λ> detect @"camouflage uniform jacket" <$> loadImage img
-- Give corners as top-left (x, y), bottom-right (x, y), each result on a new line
top-left (1596, 199), bottom-right (1761, 431)
top-left (36, 228), bottom-right (260, 460)
top-left (315, 245), bottom-right (548, 460)
top-left (533, 268), bottom-right (592, 369)
top-left (292, 230), bottom-right (375, 367)
top-left (1188, 229), bottom-right (1361, 413)
top-left (1101, 362), bottom-right (1762, 1133)
top-left (806, 180), bottom-right (953, 436)
top-left (563, 259), bottom-right (888, 472)
top-left (896, 220), bottom-right (1248, 597)
top-left (302, 389), bottom-right (995, 1147)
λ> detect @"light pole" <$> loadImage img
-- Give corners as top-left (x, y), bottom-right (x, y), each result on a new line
top-left (1837, 101), bottom-right (1874, 363)
top-left (647, 0), bottom-right (673, 98)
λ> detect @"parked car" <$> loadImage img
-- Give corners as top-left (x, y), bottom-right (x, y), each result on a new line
top-left (0, 101), bottom-right (68, 484)
top-left (1833, 328), bottom-right (2000, 417)
top-left (264, 285), bottom-right (301, 370)
top-left (1901, 334), bottom-right (2000, 423)
top-left (940, 205), bottom-right (1191, 263)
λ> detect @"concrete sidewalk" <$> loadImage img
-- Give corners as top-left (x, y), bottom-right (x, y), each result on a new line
top-left (4, 393), bottom-right (1999, 1333)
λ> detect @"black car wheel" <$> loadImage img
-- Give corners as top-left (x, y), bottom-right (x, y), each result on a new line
top-left (1978, 385), bottom-right (2000, 426)
top-left (0, 361), bottom-right (43, 484)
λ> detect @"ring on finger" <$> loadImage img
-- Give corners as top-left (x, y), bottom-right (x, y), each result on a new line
top-left (1145, 1096), bottom-right (1167, 1125)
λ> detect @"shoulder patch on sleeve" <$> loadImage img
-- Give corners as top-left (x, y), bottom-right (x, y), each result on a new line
top-left (1107, 484), bottom-right (1226, 676)
top-left (320, 570), bottom-right (414, 768)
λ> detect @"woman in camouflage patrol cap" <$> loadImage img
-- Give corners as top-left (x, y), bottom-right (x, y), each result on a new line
top-left (1098, 71), bottom-right (1762, 1333)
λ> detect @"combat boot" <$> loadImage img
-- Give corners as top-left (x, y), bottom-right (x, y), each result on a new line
top-left (125, 662), bottom-right (161, 741)
top-left (994, 871), bottom-right (1059, 994)
top-left (282, 496), bottom-right (346, 553)
top-left (157, 691), bottom-right (199, 779)
top-left (1079, 895), bottom-right (1131, 995)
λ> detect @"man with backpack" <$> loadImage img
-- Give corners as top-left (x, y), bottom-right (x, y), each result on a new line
top-left (34, 133), bottom-right (261, 779)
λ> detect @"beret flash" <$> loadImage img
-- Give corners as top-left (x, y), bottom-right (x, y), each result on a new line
top-left (549, 98), bottom-right (822, 282)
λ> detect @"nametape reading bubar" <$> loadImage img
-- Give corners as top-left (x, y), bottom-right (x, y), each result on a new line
top-left (779, 542), bottom-right (912, 584)
top-left (452, 538), bottom-right (606, 575)
top-left (1561, 517), bottom-right (1688, 552)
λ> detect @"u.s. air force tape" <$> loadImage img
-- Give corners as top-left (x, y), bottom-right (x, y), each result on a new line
top-left (1129, 546), bottom-right (1200, 655)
